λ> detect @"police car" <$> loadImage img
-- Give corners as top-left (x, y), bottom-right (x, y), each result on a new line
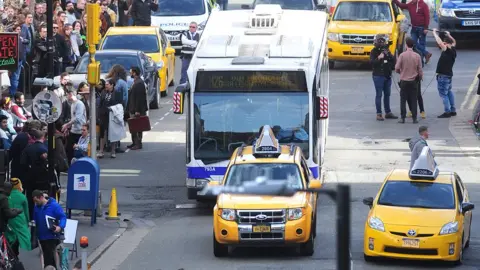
top-left (212, 125), bottom-right (322, 257)
top-left (362, 146), bottom-right (474, 265)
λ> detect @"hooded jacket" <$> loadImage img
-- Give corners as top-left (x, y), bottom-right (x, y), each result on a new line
top-left (33, 198), bottom-right (67, 241)
top-left (409, 135), bottom-right (428, 168)
top-left (393, 0), bottom-right (430, 28)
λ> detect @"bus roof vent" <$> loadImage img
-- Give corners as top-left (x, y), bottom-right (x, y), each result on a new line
top-left (249, 4), bottom-right (282, 29)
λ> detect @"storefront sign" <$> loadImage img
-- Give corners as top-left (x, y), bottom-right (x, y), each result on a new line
top-left (0, 33), bottom-right (19, 70)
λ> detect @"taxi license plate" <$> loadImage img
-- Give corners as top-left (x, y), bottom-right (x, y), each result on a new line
top-left (253, 225), bottom-right (271, 233)
top-left (351, 47), bottom-right (364, 54)
top-left (402, 238), bottom-right (420, 248)
top-left (462, 20), bottom-right (480, 26)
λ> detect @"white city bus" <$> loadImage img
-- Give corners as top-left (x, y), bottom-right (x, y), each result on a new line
top-left (173, 4), bottom-right (330, 200)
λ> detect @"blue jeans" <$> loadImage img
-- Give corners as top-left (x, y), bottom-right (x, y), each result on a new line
top-left (180, 57), bottom-right (191, 84)
top-left (410, 26), bottom-right (429, 60)
top-left (74, 149), bottom-right (87, 158)
top-left (9, 60), bottom-right (23, 95)
top-left (437, 75), bottom-right (456, 113)
top-left (372, 75), bottom-right (392, 114)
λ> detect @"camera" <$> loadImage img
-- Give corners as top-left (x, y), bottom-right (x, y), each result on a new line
top-left (33, 77), bottom-right (60, 90)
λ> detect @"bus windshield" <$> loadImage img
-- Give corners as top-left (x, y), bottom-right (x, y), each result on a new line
top-left (193, 92), bottom-right (309, 164)
top-left (152, 0), bottom-right (206, 16)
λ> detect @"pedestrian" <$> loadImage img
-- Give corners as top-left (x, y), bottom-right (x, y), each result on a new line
top-left (6, 178), bottom-right (31, 257)
top-left (32, 189), bottom-right (67, 269)
top-left (98, 79), bottom-right (123, 158)
top-left (106, 64), bottom-right (129, 153)
top-left (406, 44), bottom-right (426, 119)
top-left (395, 37), bottom-right (423, 124)
top-left (409, 126), bottom-right (429, 168)
top-left (393, 0), bottom-right (432, 64)
top-left (0, 115), bottom-right (13, 149)
top-left (11, 91), bottom-right (33, 133)
top-left (433, 29), bottom-right (457, 119)
top-left (20, 129), bottom-right (49, 218)
top-left (180, 22), bottom-right (200, 84)
top-left (0, 182), bottom-right (23, 241)
top-left (9, 120), bottom-right (42, 180)
top-left (9, 23), bottom-right (29, 96)
top-left (71, 124), bottom-right (90, 163)
top-left (62, 88), bottom-right (87, 165)
top-left (370, 34), bottom-right (398, 121)
top-left (127, 67), bottom-right (148, 150)
top-left (0, 96), bottom-right (18, 136)
top-left (130, 0), bottom-right (158, 26)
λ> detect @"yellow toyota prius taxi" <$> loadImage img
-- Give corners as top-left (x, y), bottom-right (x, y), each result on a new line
top-left (362, 147), bottom-right (475, 265)
top-left (212, 125), bottom-right (322, 257)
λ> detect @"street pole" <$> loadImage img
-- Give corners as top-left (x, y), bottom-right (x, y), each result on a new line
top-left (89, 86), bottom-right (96, 159)
top-left (46, 0), bottom-right (56, 196)
top-left (337, 184), bottom-right (351, 270)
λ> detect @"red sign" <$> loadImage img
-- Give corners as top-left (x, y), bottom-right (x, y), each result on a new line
top-left (0, 33), bottom-right (19, 71)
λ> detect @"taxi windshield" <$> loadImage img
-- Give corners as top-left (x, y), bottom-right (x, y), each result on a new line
top-left (333, 2), bottom-right (392, 22)
top-left (253, 0), bottom-right (314, 10)
top-left (225, 163), bottom-right (304, 189)
top-left (152, 0), bottom-right (205, 16)
top-left (193, 92), bottom-right (309, 164)
top-left (378, 181), bottom-right (455, 209)
top-left (101, 35), bottom-right (159, 54)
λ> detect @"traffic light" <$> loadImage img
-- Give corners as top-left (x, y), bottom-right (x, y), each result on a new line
top-left (87, 61), bottom-right (101, 85)
top-left (86, 3), bottom-right (101, 45)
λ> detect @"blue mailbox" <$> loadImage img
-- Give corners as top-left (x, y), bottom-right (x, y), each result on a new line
top-left (66, 157), bottom-right (100, 226)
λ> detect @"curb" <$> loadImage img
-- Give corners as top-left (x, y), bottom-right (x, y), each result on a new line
top-left (87, 218), bottom-right (129, 266)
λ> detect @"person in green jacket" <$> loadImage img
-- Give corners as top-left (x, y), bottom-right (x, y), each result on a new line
top-left (6, 178), bottom-right (31, 256)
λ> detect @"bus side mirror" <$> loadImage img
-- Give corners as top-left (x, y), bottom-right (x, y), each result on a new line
top-left (173, 84), bottom-right (189, 114)
top-left (315, 96), bottom-right (329, 120)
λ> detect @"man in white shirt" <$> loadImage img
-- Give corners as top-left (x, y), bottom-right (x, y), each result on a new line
top-left (180, 21), bottom-right (200, 84)
top-left (61, 89), bottom-right (86, 164)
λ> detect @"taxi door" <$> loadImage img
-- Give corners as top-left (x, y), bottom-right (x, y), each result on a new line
top-left (454, 174), bottom-right (473, 246)
top-left (392, 3), bottom-right (406, 53)
top-left (300, 159), bottom-right (317, 213)
top-left (159, 28), bottom-right (174, 84)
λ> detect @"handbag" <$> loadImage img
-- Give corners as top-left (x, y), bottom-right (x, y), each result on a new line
top-left (127, 116), bottom-right (151, 133)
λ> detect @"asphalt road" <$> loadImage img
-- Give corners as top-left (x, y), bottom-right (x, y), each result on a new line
top-left (91, 36), bottom-right (480, 269)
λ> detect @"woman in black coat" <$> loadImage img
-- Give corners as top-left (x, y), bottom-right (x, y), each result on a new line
top-left (97, 79), bottom-right (123, 158)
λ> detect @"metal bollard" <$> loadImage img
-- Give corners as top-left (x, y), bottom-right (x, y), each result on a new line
top-left (80, 236), bottom-right (89, 270)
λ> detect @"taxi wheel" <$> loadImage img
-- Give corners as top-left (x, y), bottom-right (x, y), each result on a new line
top-left (213, 232), bottom-right (229, 257)
top-left (299, 229), bottom-right (315, 256)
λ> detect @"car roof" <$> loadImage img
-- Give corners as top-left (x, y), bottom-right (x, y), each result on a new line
top-left (337, 0), bottom-right (391, 3)
top-left (105, 26), bottom-right (159, 35)
top-left (386, 169), bottom-right (453, 184)
top-left (230, 145), bottom-right (300, 165)
top-left (83, 49), bottom-right (142, 56)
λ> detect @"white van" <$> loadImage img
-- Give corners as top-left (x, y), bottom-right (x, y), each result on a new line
top-left (151, 0), bottom-right (220, 50)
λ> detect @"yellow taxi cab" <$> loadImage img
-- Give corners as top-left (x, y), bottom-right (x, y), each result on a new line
top-left (212, 125), bottom-right (322, 257)
top-left (362, 147), bottom-right (474, 265)
top-left (327, 0), bottom-right (407, 69)
top-left (99, 26), bottom-right (176, 98)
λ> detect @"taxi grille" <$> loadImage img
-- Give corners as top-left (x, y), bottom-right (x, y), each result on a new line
top-left (390, 231), bottom-right (434, 237)
top-left (237, 210), bottom-right (286, 224)
top-left (340, 34), bottom-right (375, 45)
top-left (240, 233), bottom-right (283, 240)
top-left (454, 10), bottom-right (480, 18)
top-left (384, 246), bottom-right (438, 256)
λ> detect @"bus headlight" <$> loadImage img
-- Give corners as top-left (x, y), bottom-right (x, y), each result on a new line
top-left (196, 179), bottom-right (209, 187)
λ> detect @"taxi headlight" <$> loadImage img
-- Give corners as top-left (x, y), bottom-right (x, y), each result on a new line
top-left (287, 208), bottom-right (304, 220)
top-left (328, 33), bottom-right (340, 42)
top-left (439, 8), bottom-right (455, 17)
top-left (439, 221), bottom-right (458, 235)
top-left (220, 209), bottom-right (236, 221)
top-left (368, 216), bottom-right (385, 232)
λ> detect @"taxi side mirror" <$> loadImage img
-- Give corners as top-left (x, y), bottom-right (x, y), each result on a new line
top-left (308, 180), bottom-right (322, 189)
top-left (388, 40), bottom-right (393, 46)
top-left (165, 47), bottom-right (175, 55)
top-left (396, 14), bottom-right (406, 22)
top-left (363, 197), bottom-right (374, 209)
top-left (461, 202), bottom-right (474, 214)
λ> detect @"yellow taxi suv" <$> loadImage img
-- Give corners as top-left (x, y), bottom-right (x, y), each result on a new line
top-left (327, 0), bottom-right (407, 69)
top-left (212, 125), bottom-right (322, 257)
top-left (99, 26), bottom-right (176, 107)
top-left (362, 147), bottom-right (474, 265)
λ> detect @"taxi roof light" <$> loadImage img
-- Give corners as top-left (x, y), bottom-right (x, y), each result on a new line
top-left (253, 125), bottom-right (281, 158)
top-left (409, 146), bottom-right (439, 180)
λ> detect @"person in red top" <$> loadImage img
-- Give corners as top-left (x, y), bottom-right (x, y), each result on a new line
top-left (10, 92), bottom-right (32, 133)
top-left (393, 0), bottom-right (432, 64)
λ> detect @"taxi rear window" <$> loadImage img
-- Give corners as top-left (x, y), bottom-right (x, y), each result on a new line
top-left (377, 181), bottom-right (455, 209)
top-left (225, 163), bottom-right (303, 189)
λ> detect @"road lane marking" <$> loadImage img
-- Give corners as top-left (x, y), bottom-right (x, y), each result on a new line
top-left (178, 116), bottom-right (186, 120)
top-left (175, 203), bottom-right (198, 209)
top-left (125, 148), bottom-right (130, 153)
top-left (460, 66), bottom-right (480, 110)
top-left (160, 117), bottom-right (164, 121)
top-left (165, 112), bottom-right (170, 116)
top-left (154, 122), bottom-right (159, 126)
top-left (169, 108), bottom-right (173, 111)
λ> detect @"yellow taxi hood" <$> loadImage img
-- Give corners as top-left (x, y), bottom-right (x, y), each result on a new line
top-left (328, 21), bottom-right (394, 34)
top-left (218, 192), bottom-right (306, 209)
top-left (146, 53), bottom-right (162, 63)
top-left (373, 205), bottom-right (456, 227)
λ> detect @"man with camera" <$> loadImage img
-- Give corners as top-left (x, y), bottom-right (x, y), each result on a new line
top-left (370, 34), bottom-right (398, 121)
top-left (395, 37), bottom-right (423, 124)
